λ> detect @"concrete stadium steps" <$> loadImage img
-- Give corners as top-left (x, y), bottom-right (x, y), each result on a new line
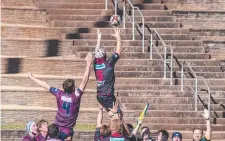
top-left (2, 73), bottom-right (225, 87)
top-left (35, 0), bottom-right (162, 4)
top-left (76, 52), bottom-right (210, 60)
top-left (2, 87), bottom-right (225, 110)
top-left (1, 0), bottom-right (35, 7)
top-left (1, 25), bottom-right (191, 39)
top-left (172, 10), bottom-right (225, 21)
top-left (167, 3), bottom-right (225, 10)
top-left (74, 45), bottom-right (203, 53)
top-left (1, 24), bottom-right (63, 39)
top-left (61, 27), bottom-right (190, 34)
top-left (1, 7), bottom-right (49, 26)
top-left (49, 15), bottom-right (176, 22)
top-left (2, 130), bottom-right (225, 141)
top-left (36, 2), bottom-right (165, 10)
top-left (2, 39), bottom-right (205, 57)
top-left (3, 58), bottom-right (221, 76)
top-left (52, 20), bottom-right (181, 28)
top-left (64, 33), bottom-right (192, 40)
top-left (2, 0), bottom-right (225, 139)
top-left (45, 8), bottom-right (172, 16)
top-left (1, 39), bottom-right (74, 57)
top-left (2, 106), bottom-right (225, 124)
top-left (69, 39), bottom-right (202, 46)
top-left (190, 28), bottom-right (225, 38)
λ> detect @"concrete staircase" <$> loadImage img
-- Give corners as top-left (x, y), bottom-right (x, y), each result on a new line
top-left (1, 0), bottom-right (225, 140)
top-left (166, 2), bottom-right (225, 60)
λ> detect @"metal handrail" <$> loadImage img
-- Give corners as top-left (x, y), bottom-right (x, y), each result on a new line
top-left (106, 0), bottom-right (172, 85)
top-left (149, 29), bottom-right (174, 85)
top-left (122, 0), bottom-right (145, 52)
top-left (181, 61), bottom-right (211, 118)
top-left (105, 0), bottom-right (145, 52)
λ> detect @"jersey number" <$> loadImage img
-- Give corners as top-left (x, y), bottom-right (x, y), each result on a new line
top-left (62, 102), bottom-right (70, 115)
top-left (96, 70), bottom-right (103, 81)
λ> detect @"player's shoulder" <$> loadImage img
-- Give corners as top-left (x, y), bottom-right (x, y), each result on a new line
top-left (201, 137), bottom-right (211, 141)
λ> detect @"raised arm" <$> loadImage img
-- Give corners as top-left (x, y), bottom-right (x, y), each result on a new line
top-left (97, 104), bottom-right (103, 128)
top-left (202, 109), bottom-right (211, 140)
top-left (111, 28), bottom-right (122, 55)
top-left (95, 29), bottom-right (102, 53)
top-left (79, 52), bottom-right (92, 92)
top-left (132, 120), bottom-right (143, 136)
top-left (28, 72), bottom-right (51, 90)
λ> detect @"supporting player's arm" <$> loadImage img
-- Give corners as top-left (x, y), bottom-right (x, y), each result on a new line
top-left (111, 28), bottom-right (122, 55)
top-left (28, 72), bottom-right (51, 90)
top-left (95, 29), bottom-right (102, 53)
top-left (79, 52), bottom-right (92, 92)
top-left (202, 109), bottom-right (211, 140)
top-left (132, 120), bottom-right (143, 136)
top-left (97, 104), bottom-right (103, 127)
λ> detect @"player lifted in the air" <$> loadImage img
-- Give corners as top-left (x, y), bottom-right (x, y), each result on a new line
top-left (28, 52), bottom-right (92, 141)
top-left (94, 28), bottom-right (122, 117)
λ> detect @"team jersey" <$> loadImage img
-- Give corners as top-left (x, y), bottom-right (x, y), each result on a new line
top-left (94, 52), bottom-right (120, 96)
top-left (46, 138), bottom-right (62, 141)
top-left (200, 137), bottom-right (211, 141)
top-left (101, 132), bottom-right (130, 141)
top-left (49, 87), bottom-right (83, 128)
top-left (35, 133), bottom-right (46, 141)
top-left (23, 134), bottom-right (37, 141)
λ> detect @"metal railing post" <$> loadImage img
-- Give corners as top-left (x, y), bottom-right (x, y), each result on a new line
top-left (170, 48), bottom-right (173, 85)
top-left (181, 61), bottom-right (184, 91)
top-left (105, 0), bottom-right (108, 9)
top-left (195, 78), bottom-right (198, 111)
top-left (208, 88), bottom-right (211, 118)
top-left (123, 0), bottom-right (126, 28)
top-left (142, 17), bottom-right (145, 53)
top-left (150, 31), bottom-right (153, 60)
top-left (132, 8), bottom-right (135, 40)
top-left (164, 46), bottom-right (167, 79)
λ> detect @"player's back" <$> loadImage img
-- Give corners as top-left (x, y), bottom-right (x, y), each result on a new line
top-left (94, 52), bottom-right (120, 95)
top-left (49, 87), bottom-right (83, 128)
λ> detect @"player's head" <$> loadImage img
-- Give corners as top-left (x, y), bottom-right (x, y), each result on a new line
top-left (48, 124), bottom-right (59, 138)
top-left (172, 132), bottom-right (182, 141)
top-left (95, 48), bottom-right (106, 63)
top-left (192, 128), bottom-right (203, 141)
top-left (157, 129), bottom-right (169, 141)
top-left (110, 118), bottom-right (123, 133)
top-left (100, 124), bottom-right (111, 138)
top-left (63, 79), bottom-right (75, 94)
top-left (26, 121), bottom-right (38, 135)
top-left (37, 119), bottom-right (48, 133)
top-left (141, 126), bottom-right (150, 141)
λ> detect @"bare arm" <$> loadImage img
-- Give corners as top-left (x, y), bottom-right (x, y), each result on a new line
top-left (97, 105), bottom-right (103, 127)
top-left (111, 28), bottom-right (122, 55)
top-left (202, 109), bottom-right (211, 140)
top-left (79, 52), bottom-right (92, 92)
top-left (132, 120), bottom-right (143, 136)
top-left (95, 29), bottom-right (102, 53)
top-left (28, 73), bottom-right (51, 90)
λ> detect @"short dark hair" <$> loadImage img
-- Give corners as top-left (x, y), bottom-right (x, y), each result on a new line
top-left (193, 128), bottom-right (203, 134)
top-left (141, 126), bottom-right (149, 131)
top-left (48, 124), bottom-right (59, 138)
top-left (63, 79), bottom-right (75, 93)
top-left (37, 119), bottom-right (48, 132)
top-left (158, 129), bottom-right (169, 138)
